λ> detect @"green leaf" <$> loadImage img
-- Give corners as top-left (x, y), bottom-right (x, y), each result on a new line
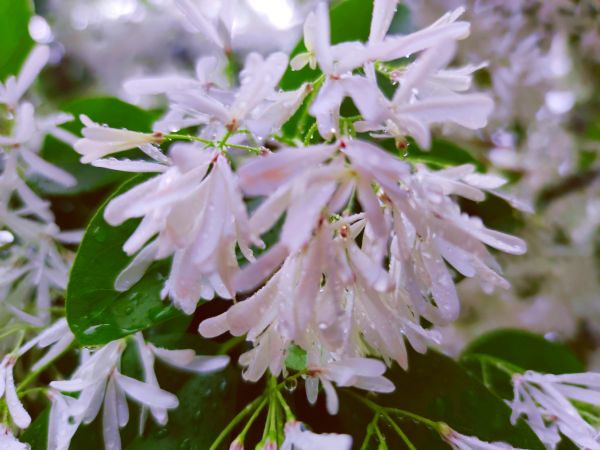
top-left (0, 0), bottom-right (34, 81)
top-left (29, 97), bottom-right (155, 196)
top-left (396, 138), bottom-right (483, 170)
top-left (66, 175), bottom-right (183, 345)
top-left (128, 368), bottom-right (240, 450)
top-left (339, 349), bottom-right (545, 449)
top-left (285, 344), bottom-right (307, 371)
top-left (462, 328), bottom-right (584, 375)
top-left (21, 409), bottom-right (49, 450)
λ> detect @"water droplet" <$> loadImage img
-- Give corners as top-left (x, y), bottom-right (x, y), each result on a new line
top-left (284, 378), bottom-right (298, 392)
top-left (0, 230), bottom-right (14, 246)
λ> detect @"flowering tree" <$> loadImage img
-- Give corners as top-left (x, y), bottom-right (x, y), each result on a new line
top-left (1, 0), bottom-right (600, 449)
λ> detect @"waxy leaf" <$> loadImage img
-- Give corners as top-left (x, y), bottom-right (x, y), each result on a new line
top-left (66, 175), bottom-right (183, 345)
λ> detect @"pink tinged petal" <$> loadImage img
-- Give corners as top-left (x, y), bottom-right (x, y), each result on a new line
top-left (321, 378), bottom-right (339, 415)
top-left (370, 20), bottom-right (470, 62)
top-left (328, 179), bottom-right (355, 213)
top-left (235, 243), bottom-right (289, 292)
top-left (103, 176), bottom-right (162, 225)
top-left (330, 358), bottom-right (387, 377)
top-left (170, 91), bottom-right (229, 123)
top-left (20, 149), bottom-right (77, 187)
top-left (48, 393), bottom-right (80, 450)
top-left (31, 333), bottom-right (74, 372)
top-left (554, 384), bottom-right (600, 405)
top-left (393, 113), bottom-right (432, 148)
top-left (463, 173), bottom-right (507, 190)
top-left (393, 42), bottom-right (456, 106)
top-left (400, 94), bottom-right (494, 130)
top-left (122, 216), bottom-right (161, 256)
top-left (342, 76), bottom-right (388, 124)
top-left (465, 222), bottom-right (527, 255)
top-left (353, 375), bottom-right (395, 393)
top-left (227, 280), bottom-right (279, 337)
top-left (549, 372), bottom-right (600, 388)
top-left (150, 346), bottom-right (195, 366)
top-left (15, 45), bottom-right (50, 101)
top-left (313, 2), bottom-right (333, 73)
top-left (239, 144), bottom-right (336, 196)
top-left (6, 364), bottom-right (32, 428)
top-left (123, 77), bottom-right (203, 97)
top-left (347, 242), bottom-right (392, 292)
top-left (198, 312), bottom-right (229, 338)
top-left (281, 181), bottom-right (337, 253)
top-left (114, 241), bottom-right (158, 292)
top-left (231, 52), bottom-right (289, 122)
top-left (175, 0), bottom-right (224, 48)
top-left (421, 242), bottom-right (460, 322)
top-left (290, 53), bottom-right (311, 71)
top-left (79, 381), bottom-right (108, 424)
top-left (163, 250), bottom-right (203, 314)
top-left (103, 377), bottom-right (122, 450)
top-left (370, 0), bottom-right (399, 43)
top-left (114, 372), bottom-right (178, 410)
top-left (169, 143), bottom-right (213, 173)
top-left (285, 424), bottom-right (353, 450)
top-left (0, 361), bottom-right (6, 401)
top-left (435, 237), bottom-right (476, 278)
top-left (116, 385), bottom-right (129, 428)
top-left (309, 79), bottom-right (345, 139)
top-left (356, 178), bottom-right (387, 238)
top-left (180, 355), bottom-right (230, 373)
top-left (91, 158), bottom-right (167, 173)
top-left (305, 377), bottom-right (319, 405)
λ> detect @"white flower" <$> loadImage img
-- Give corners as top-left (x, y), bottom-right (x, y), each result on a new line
top-left (0, 356), bottom-right (32, 429)
top-left (441, 425), bottom-right (523, 450)
top-left (509, 371), bottom-right (600, 450)
top-left (0, 425), bottom-right (30, 450)
top-left (305, 353), bottom-right (394, 415)
top-left (290, 12), bottom-right (318, 71)
top-left (167, 52), bottom-right (289, 134)
top-left (104, 144), bottom-right (258, 313)
top-left (0, 46), bottom-right (49, 108)
top-left (175, 0), bottom-right (237, 53)
top-left (134, 333), bottom-right (229, 424)
top-left (74, 115), bottom-right (163, 163)
top-left (281, 421), bottom-right (352, 450)
top-left (353, 43), bottom-right (493, 148)
top-left (49, 334), bottom-right (226, 450)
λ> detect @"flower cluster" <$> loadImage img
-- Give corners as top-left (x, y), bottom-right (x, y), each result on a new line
top-left (510, 371), bottom-right (600, 449)
top-left (72, 0), bottom-right (527, 410)
top-left (0, 46), bottom-right (81, 327)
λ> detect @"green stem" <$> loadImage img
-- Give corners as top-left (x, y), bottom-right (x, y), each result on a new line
top-left (164, 133), bottom-right (213, 146)
top-left (381, 413), bottom-right (416, 450)
top-left (225, 142), bottom-right (262, 154)
top-left (208, 394), bottom-right (267, 450)
top-left (349, 391), bottom-right (442, 432)
top-left (237, 396), bottom-right (268, 442)
top-left (275, 390), bottom-right (295, 422)
top-left (461, 354), bottom-right (523, 377)
top-left (360, 415), bottom-right (378, 450)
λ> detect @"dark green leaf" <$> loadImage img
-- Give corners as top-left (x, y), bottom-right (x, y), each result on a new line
top-left (66, 175), bottom-right (183, 345)
top-left (462, 328), bottom-right (584, 375)
top-left (128, 368), bottom-right (240, 450)
top-left (0, 0), bottom-right (34, 81)
top-left (339, 349), bottom-right (545, 449)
